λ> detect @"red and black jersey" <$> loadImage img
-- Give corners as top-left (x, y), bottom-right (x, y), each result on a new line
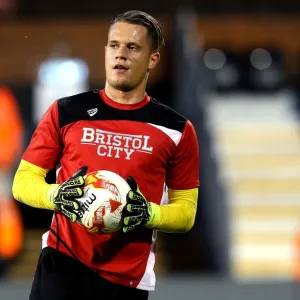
top-left (23, 89), bottom-right (200, 290)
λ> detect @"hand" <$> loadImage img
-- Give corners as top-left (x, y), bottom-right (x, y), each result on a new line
top-left (123, 176), bottom-right (152, 233)
top-left (50, 166), bottom-right (88, 222)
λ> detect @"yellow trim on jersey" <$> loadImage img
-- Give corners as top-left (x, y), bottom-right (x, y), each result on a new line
top-left (146, 188), bottom-right (198, 233)
top-left (12, 159), bottom-right (58, 210)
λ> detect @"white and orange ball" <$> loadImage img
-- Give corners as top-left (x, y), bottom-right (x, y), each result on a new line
top-left (76, 170), bottom-right (130, 233)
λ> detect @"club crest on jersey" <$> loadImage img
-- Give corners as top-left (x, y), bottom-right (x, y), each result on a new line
top-left (80, 127), bottom-right (153, 160)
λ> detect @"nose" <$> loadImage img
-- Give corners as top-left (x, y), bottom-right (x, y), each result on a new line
top-left (115, 46), bottom-right (127, 61)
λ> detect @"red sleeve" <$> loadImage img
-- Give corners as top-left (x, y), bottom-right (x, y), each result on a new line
top-left (166, 120), bottom-right (200, 190)
top-left (22, 101), bottom-right (63, 169)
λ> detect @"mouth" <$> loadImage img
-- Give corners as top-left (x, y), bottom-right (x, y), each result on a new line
top-left (113, 64), bottom-right (129, 72)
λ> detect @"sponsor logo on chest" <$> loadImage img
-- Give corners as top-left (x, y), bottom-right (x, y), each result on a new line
top-left (80, 127), bottom-right (153, 160)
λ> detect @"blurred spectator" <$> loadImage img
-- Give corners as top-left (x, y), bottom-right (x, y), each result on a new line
top-left (0, 86), bottom-right (23, 276)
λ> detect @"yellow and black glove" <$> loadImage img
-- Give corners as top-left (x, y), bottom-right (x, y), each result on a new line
top-left (48, 166), bottom-right (88, 222)
top-left (123, 176), bottom-right (159, 233)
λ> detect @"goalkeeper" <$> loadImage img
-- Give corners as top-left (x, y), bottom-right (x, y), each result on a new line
top-left (12, 10), bottom-right (199, 300)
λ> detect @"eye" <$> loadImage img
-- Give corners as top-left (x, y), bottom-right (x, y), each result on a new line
top-left (109, 44), bottom-right (118, 49)
top-left (128, 45), bottom-right (138, 50)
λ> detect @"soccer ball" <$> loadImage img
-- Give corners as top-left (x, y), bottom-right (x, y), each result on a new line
top-left (76, 170), bottom-right (130, 233)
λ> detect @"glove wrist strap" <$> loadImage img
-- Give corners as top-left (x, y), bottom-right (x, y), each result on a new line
top-left (145, 202), bottom-right (161, 229)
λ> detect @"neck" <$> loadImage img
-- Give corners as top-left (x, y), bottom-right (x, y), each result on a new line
top-left (104, 82), bottom-right (147, 105)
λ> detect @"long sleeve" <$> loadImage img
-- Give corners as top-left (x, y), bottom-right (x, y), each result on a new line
top-left (12, 159), bottom-right (58, 210)
top-left (146, 188), bottom-right (198, 233)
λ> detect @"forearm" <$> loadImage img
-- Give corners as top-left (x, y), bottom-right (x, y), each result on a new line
top-left (147, 188), bottom-right (198, 233)
top-left (12, 159), bottom-right (57, 210)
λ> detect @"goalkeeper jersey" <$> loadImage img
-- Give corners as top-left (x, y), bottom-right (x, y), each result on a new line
top-left (22, 89), bottom-right (200, 291)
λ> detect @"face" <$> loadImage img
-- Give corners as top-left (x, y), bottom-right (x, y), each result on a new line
top-left (105, 22), bottom-right (160, 92)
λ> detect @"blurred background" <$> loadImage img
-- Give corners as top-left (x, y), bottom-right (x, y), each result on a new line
top-left (1, 0), bottom-right (300, 299)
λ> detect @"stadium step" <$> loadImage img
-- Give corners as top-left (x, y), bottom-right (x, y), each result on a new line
top-left (205, 92), bottom-right (300, 280)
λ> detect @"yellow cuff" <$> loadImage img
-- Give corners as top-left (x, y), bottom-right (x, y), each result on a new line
top-left (146, 202), bottom-right (161, 228)
top-left (46, 184), bottom-right (59, 204)
top-left (43, 196), bottom-right (56, 210)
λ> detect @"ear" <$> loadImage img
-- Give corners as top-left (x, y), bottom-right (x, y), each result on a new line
top-left (148, 52), bottom-right (160, 70)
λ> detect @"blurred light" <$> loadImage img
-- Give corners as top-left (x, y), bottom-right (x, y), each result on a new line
top-left (37, 58), bottom-right (89, 86)
top-left (203, 49), bottom-right (226, 70)
top-left (56, 61), bottom-right (81, 85)
top-left (248, 47), bottom-right (284, 91)
top-left (34, 58), bottom-right (90, 123)
top-left (253, 67), bottom-right (283, 88)
top-left (250, 48), bottom-right (272, 70)
top-left (215, 64), bottom-right (239, 88)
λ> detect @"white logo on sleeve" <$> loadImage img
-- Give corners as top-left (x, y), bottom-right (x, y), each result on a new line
top-left (87, 108), bottom-right (98, 117)
top-left (81, 127), bottom-right (153, 160)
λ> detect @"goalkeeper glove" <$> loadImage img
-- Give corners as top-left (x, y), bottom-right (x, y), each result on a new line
top-left (48, 166), bottom-right (88, 222)
top-left (123, 176), bottom-right (160, 233)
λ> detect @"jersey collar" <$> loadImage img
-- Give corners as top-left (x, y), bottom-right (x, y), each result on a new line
top-left (99, 89), bottom-right (150, 110)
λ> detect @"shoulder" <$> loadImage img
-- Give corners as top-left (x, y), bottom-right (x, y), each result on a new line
top-left (57, 90), bottom-right (99, 110)
top-left (147, 97), bottom-right (188, 133)
top-left (56, 90), bottom-right (100, 128)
